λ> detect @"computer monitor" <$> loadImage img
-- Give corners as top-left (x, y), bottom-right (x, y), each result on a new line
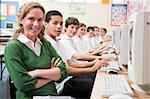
top-left (111, 27), bottom-right (121, 51)
top-left (0, 22), bottom-right (15, 36)
top-left (5, 22), bottom-right (14, 29)
top-left (120, 24), bottom-right (129, 65)
top-left (128, 11), bottom-right (150, 93)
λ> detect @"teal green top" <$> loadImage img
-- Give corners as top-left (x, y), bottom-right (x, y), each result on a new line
top-left (4, 38), bottom-right (67, 99)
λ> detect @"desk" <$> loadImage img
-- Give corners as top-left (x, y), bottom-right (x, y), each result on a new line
top-left (0, 36), bottom-right (11, 43)
top-left (90, 69), bottom-right (150, 99)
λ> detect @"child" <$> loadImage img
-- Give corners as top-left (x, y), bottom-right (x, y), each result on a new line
top-left (60, 17), bottom-right (103, 61)
top-left (44, 10), bottom-right (109, 99)
top-left (73, 23), bottom-right (87, 54)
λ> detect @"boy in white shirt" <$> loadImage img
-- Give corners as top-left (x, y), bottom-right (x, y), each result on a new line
top-left (86, 26), bottom-right (97, 49)
top-left (60, 17), bottom-right (105, 61)
top-left (83, 26), bottom-right (108, 55)
top-left (44, 10), bottom-right (109, 99)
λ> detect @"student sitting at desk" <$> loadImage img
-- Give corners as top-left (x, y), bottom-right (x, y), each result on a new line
top-left (99, 27), bottom-right (112, 43)
top-left (44, 10), bottom-right (109, 99)
top-left (60, 17), bottom-right (106, 62)
top-left (82, 26), bottom-right (108, 55)
top-left (73, 24), bottom-right (108, 55)
top-left (73, 23), bottom-right (87, 54)
top-left (4, 2), bottom-right (67, 99)
top-left (93, 26), bottom-right (103, 47)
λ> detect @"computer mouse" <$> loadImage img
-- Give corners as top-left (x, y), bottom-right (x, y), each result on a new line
top-left (106, 68), bottom-right (119, 74)
top-left (106, 69), bottom-right (119, 74)
top-left (109, 94), bottom-right (133, 99)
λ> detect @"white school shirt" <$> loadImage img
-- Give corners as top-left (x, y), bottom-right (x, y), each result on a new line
top-left (82, 35), bottom-right (93, 52)
top-left (73, 35), bottom-right (87, 54)
top-left (59, 34), bottom-right (77, 59)
top-left (95, 36), bottom-right (103, 47)
top-left (44, 34), bottom-right (72, 94)
top-left (91, 36), bottom-right (103, 49)
top-left (60, 34), bottom-right (90, 64)
top-left (17, 33), bottom-right (42, 56)
top-left (44, 33), bottom-right (73, 64)
top-left (91, 36), bottom-right (97, 49)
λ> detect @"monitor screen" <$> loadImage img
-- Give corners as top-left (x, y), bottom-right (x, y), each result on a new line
top-left (0, 22), bottom-right (15, 36)
top-left (5, 22), bottom-right (14, 29)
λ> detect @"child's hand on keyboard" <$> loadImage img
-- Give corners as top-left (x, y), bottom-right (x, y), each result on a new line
top-left (91, 59), bottom-right (109, 71)
top-left (107, 54), bottom-right (118, 61)
top-left (101, 54), bottom-right (118, 61)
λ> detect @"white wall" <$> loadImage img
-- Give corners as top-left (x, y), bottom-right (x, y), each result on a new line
top-left (19, 1), bottom-right (111, 31)
top-left (147, 0), bottom-right (150, 11)
top-left (2, 0), bottom-right (150, 32)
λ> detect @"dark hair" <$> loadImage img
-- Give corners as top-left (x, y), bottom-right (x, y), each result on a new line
top-left (65, 17), bottom-right (79, 28)
top-left (99, 28), bottom-right (107, 33)
top-left (93, 26), bottom-right (98, 29)
top-left (45, 10), bottom-right (62, 22)
top-left (103, 28), bottom-right (107, 33)
top-left (79, 23), bottom-right (86, 28)
top-left (87, 26), bottom-right (94, 32)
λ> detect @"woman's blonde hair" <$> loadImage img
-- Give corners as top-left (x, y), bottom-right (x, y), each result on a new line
top-left (12, 2), bottom-right (45, 40)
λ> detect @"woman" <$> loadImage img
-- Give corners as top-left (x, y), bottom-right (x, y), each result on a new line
top-left (4, 2), bottom-right (67, 99)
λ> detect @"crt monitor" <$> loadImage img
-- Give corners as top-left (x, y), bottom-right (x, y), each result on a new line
top-left (5, 22), bottom-right (14, 29)
top-left (128, 11), bottom-right (150, 93)
top-left (120, 24), bottom-right (129, 65)
top-left (0, 22), bottom-right (15, 36)
top-left (6, 23), bottom-right (13, 28)
top-left (111, 27), bottom-right (121, 51)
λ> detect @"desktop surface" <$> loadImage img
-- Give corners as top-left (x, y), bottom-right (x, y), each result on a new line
top-left (33, 96), bottom-right (75, 99)
top-left (101, 75), bottom-right (133, 97)
top-left (90, 69), bottom-right (150, 99)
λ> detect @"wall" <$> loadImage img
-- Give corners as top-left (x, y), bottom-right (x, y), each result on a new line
top-left (1, 0), bottom-right (150, 33)
top-left (19, 1), bottom-right (111, 31)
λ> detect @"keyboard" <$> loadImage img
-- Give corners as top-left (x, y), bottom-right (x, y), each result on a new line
top-left (102, 61), bottom-right (120, 74)
top-left (106, 61), bottom-right (120, 74)
top-left (108, 61), bottom-right (120, 70)
top-left (101, 75), bottom-right (133, 97)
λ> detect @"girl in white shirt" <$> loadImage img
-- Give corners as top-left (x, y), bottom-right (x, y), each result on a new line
top-left (73, 23), bottom-right (87, 54)
top-left (93, 26), bottom-right (103, 46)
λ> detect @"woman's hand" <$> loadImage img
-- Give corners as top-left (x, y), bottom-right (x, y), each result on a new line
top-left (51, 57), bottom-right (62, 68)
top-left (28, 57), bottom-right (62, 77)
